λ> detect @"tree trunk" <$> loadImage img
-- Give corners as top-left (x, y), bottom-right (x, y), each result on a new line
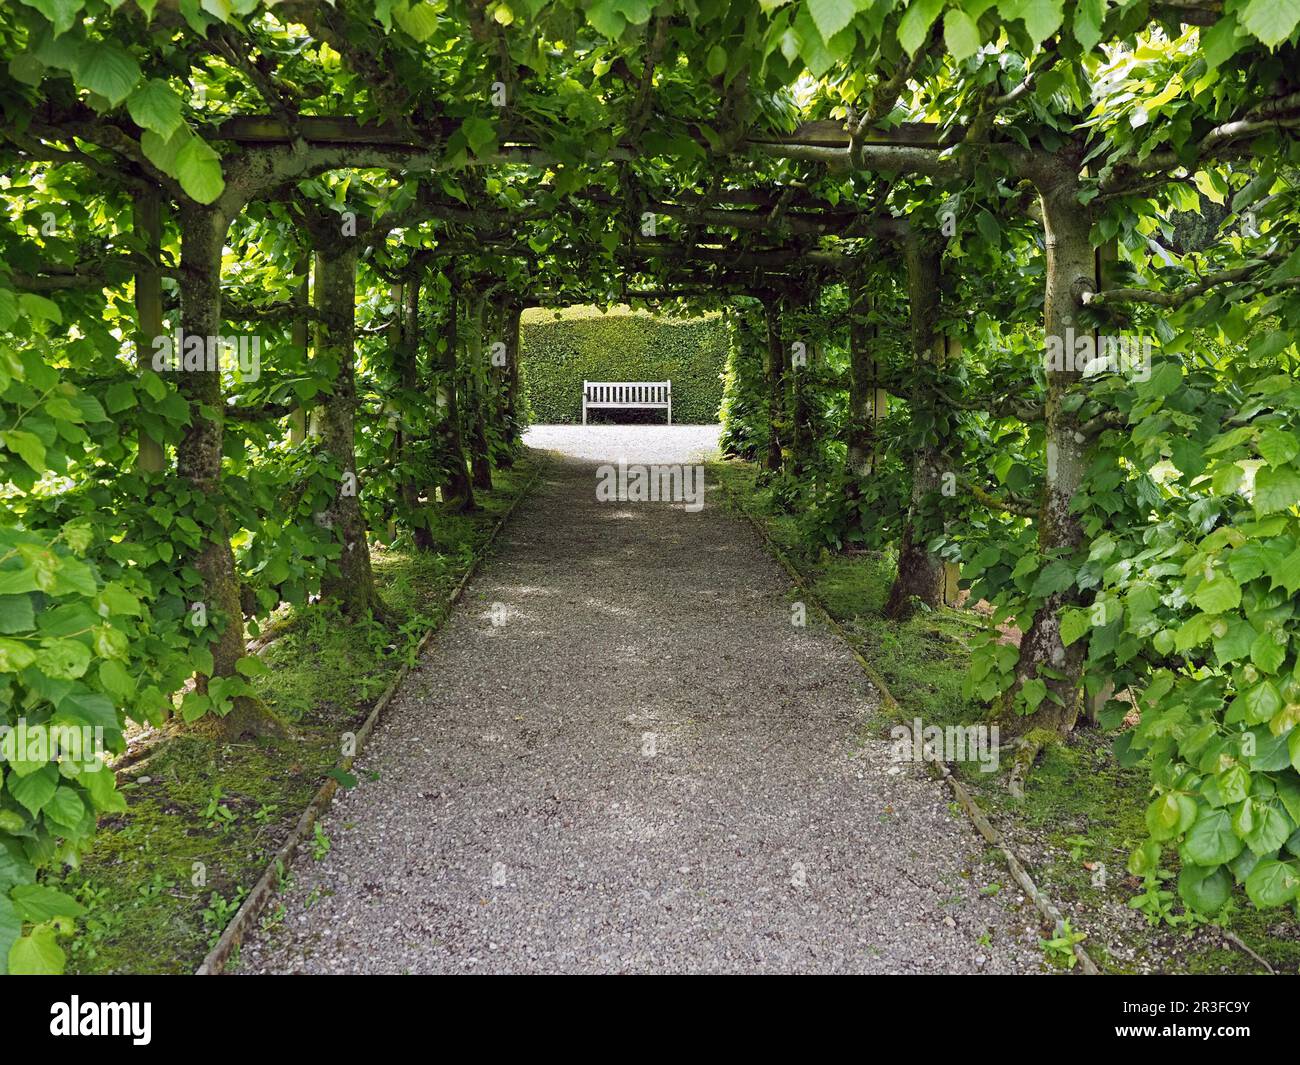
top-left (288, 250), bottom-right (310, 445)
top-left (134, 189), bottom-right (166, 474)
top-left (1003, 152), bottom-right (1096, 735)
top-left (884, 234), bottom-right (947, 619)
top-left (435, 270), bottom-right (476, 512)
top-left (393, 278), bottom-right (434, 549)
top-left (463, 290), bottom-right (493, 491)
top-left (761, 296), bottom-right (785, 474)
top-left (175, 204), bottom-right (281, 738)
top-left (780, 293), bottom-right (811, 473)
top-left (845, 280), bottom-right (885, 499)
top-left (499, 300), bottom-right (523, 465)
top-left (312, 241), bottom-right (382, 619)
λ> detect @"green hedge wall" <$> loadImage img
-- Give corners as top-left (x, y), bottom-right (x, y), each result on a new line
top-left (520, 305), bottom-right (727, 424)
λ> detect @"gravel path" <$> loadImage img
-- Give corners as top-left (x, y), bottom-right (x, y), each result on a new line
top-left (239, 425), bottom-right (1043, 974)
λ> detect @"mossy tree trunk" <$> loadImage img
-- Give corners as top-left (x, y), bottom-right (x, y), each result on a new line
top-left (176, 204), bottom-right (280, 738)
top-left (310, 236), bottom-right (382, 619)
top-left (288, 250), bottom-right (311, 446)
top-left (884, 233), bottom-right (949, 619)
top-left (1002, 150), bottom-right (1096, 735)
top-left (845, 278), bottom-right (885, 500)
top-left (393, 277), bottom-right (434, 549)
top-left (761, 295), bottom-right (785, 474)
top-left (463, 289), bottom-right (494, 492)
top-left (434, 267), bottom-right (476, 512)
top-left (499, 299), bottom-right (523, 465)
top-left (787, 296), bottom-right (814, 476)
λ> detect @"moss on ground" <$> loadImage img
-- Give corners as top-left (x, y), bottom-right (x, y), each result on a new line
top-left (61, 457), bottom-right (540, 975)
top-left (712, 457), bottom-right (1300, 976)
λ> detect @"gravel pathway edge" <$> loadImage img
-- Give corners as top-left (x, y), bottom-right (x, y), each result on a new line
top-left (196, 459), bottom-right (546, 976)
top-left (717, 468), bottom-right (1097, 975)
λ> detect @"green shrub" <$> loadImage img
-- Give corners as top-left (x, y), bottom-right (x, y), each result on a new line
top-left (520, 305), bottom-right (727, 424)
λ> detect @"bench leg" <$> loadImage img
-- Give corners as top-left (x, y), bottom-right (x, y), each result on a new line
top-left (582, 402), bottom-right (587, 426)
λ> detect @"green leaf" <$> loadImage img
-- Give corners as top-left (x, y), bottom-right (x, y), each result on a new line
top-left (42, 786), bottom-right (85, 830)
top-left (126, 78), bottom-right (184, 138)
top-left (140, 127), bottom-right (184, 174)
top-left (460, 117), bottom-right (497, 159)
top-left (1244, 803), bottom-right (1294, 856)
top-left (56, 690), bottom-right (118, 731)
top-left (325, 767), bottom-right (357, 789)
top-left (1244, 859), bottom-right (1300, 907)
top-left (586, 0), bottom-right (625, 38)
top-left (174, 135), bottom-right (225, 205)
top-left (1216, 764), bottom-right (1251, 805)
top-left (11, 883), bottom-right (84, 921)
top-left (1250, 629), bottom-right (1287, 673)
top-left (20, 0), bottom-right (85, 37)
top-left (0, 894), bottom-right (19, 976)
top-left (235, 654), bottom-right (270, 678)
top-left (1072, 0), bottom-right (1104, 50)
top-left (1240, 0), bottom-right (1300, 48)
top-left (1059, 607), bottom-right (1091, 647)
top-left (1178, 863), bottom-right (1231, 912)
top-left (0, 637), bottom-right (36, 672)
top-left (1202, 15), bottom-right (1245, 68)
top-left (1193, 572), bottom-right (1241, 614)
top-left (10, 766), bottom-right (57, 817)
top-left (1257, 429), bottom-right (1300, 466)
top-left (1182, 807), bottom-right (1244, 866)
top-left (20, 292), bottom-right (61, 325)
top-left (1, 430), bottom-right (47, 473)
top-left (9, 52), bottom-right (45, 86)
top-left (105, 381), bottom-right (135, 413)
top-left (395, 0), bottom-right (441, 41)
top-left (1238, 679), bottom-right (1282, 725)
top-left (0, 594), bottom-right (34, 634)
top-left (1213, 617), bottom-right (1255, 664)
top-left (80, 765), bottom-right (127, 814)
top-left (74, 40), bottom-right (141, 105)
top-left (1001, 0), bottom-right (1064, 47)
top-left (897, 0), bottom-right (944, 55)
top-left (1146, 793), bottom-right (1197, 841)
top-left (1030, 559), bottom-right (1075, 597)
top-left (807, 0), bottom-right (857, 42)
top-left (1254, 465), bottom-right (1300, 516)
top-left (8, 925), bottom-right (65, 975)
top-left (35, 638), bottom-right (92, 680)
top-left (98, 658), bottom-right (136, 700)
top-left (943, 9), bottom-right (982, 59)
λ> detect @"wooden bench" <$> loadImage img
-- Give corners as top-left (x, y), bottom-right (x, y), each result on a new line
top-left (582, 380), bottom-right (672, 425)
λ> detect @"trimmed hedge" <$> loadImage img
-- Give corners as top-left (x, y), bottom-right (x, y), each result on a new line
top-left (520, 305), bottom-right (727, 424)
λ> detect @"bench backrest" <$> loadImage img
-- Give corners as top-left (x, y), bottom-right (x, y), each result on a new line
top-left (583, 381), bottom-right (671, 405)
